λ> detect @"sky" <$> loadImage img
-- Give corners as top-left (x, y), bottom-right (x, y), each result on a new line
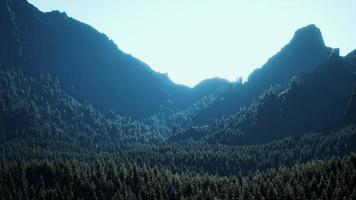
top-left (29, 0), bottom-right (356, 87)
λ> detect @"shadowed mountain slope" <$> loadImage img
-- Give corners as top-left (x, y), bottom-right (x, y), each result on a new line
top-left (186, 24), bottom-right (333, 124)
top-left (0, 0), bottom-right (226, 118)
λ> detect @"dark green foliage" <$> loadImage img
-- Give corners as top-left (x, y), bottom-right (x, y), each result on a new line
top-left (2, 125), bottom-right (355, 176)
top-left (1, 154), bottom-right (355, 200)
top-left (346, 86), bottom-right (356, 124)
top-left (1, 1), bottom-right (356, 199)
top-left (1, 64), bottom-right (355, 198)
top-left (0, 67), bottom-right (172, 146)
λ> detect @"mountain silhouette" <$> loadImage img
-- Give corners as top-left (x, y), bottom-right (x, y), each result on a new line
top-left (192, 78), bottom-right (230, 98)
top-left (186, 24), bottom-right (333, 124)
top-left (0, 0), bottom-right (223, 117)
top-left (1, 1), bottom-right (356, 198)
top-left (247, 24), bottom-right (331, 90)
top-left (170, 50), bottom-right (356, 144)
top-left (0, 0), bottom-right (335, 120)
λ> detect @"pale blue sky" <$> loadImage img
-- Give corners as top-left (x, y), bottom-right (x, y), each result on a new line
top-left (29, 0), bottom-right (356, 87)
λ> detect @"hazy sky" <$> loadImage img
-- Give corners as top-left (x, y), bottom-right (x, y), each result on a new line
top-left (29, 0), bottom-right (356, 87)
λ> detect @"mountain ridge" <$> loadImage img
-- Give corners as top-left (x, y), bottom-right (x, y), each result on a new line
top-left (1, 1), bottom-right (356, 199)
top-left (182, 24), bottom-right (333, 125)
top-left (0, 0), bottom-right (337, 122)
top-left (1, 0), bottom-right (215, 117)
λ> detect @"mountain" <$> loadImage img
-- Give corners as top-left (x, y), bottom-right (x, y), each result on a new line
top-left (192, 77), bottom-right (230, 98)
top-left (187, 24), bottom-right (333, 124)
top-left (1, 0), bottom-right (349, 145)
top-left (1, 1), bottom-right (356, 199)
top-left (170, 50), bottom-right (356, 144)
top-left (0, 0), bottom-right (334, 121)
top-left (345, 50), bottom-right (356, 124)
top-left (247, 24), bottom-right (331, 88)
top-left (0, 0), bottom-right (225, 118)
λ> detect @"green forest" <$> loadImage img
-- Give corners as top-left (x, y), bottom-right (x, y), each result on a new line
top-left (1, 0), bottom-right (356, 199)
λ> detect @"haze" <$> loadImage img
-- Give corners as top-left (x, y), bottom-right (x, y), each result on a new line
top-left (28, 0), bottom-right (356, 86)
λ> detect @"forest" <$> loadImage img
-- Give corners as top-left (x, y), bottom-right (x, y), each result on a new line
top-left (1, 0), bottom-right (356, 199)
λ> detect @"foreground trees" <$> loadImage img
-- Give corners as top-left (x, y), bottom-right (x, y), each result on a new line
top-left (1, 51), bottom-right (355, 199)
top-left (1, 154), bottom-right (355, 200)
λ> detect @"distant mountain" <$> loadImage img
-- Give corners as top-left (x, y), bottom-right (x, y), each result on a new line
top-left (247, 24), bottom-right (331, 88)
top-left (170, 50), bottom-right (356, 144)
top-left (0, 0), bottom-right (225, 118)
top-left (192, 77), bottom-right (230, 98)
top-left (187, 24), bottom-right (333, 124)
top-left (0, 0), bottom-right (336, 121)
top-left (1, 1), bottom-right (356, 198)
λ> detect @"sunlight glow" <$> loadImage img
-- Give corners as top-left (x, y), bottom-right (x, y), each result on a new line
top-left (28, 0), bottom-right (356, 86)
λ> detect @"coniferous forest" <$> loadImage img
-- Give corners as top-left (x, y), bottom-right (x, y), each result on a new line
top-left (1, 0), bottom-right (356, 199)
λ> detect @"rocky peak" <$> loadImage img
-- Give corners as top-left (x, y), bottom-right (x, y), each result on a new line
top-left (289, 24), bottom-right (326, 49)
